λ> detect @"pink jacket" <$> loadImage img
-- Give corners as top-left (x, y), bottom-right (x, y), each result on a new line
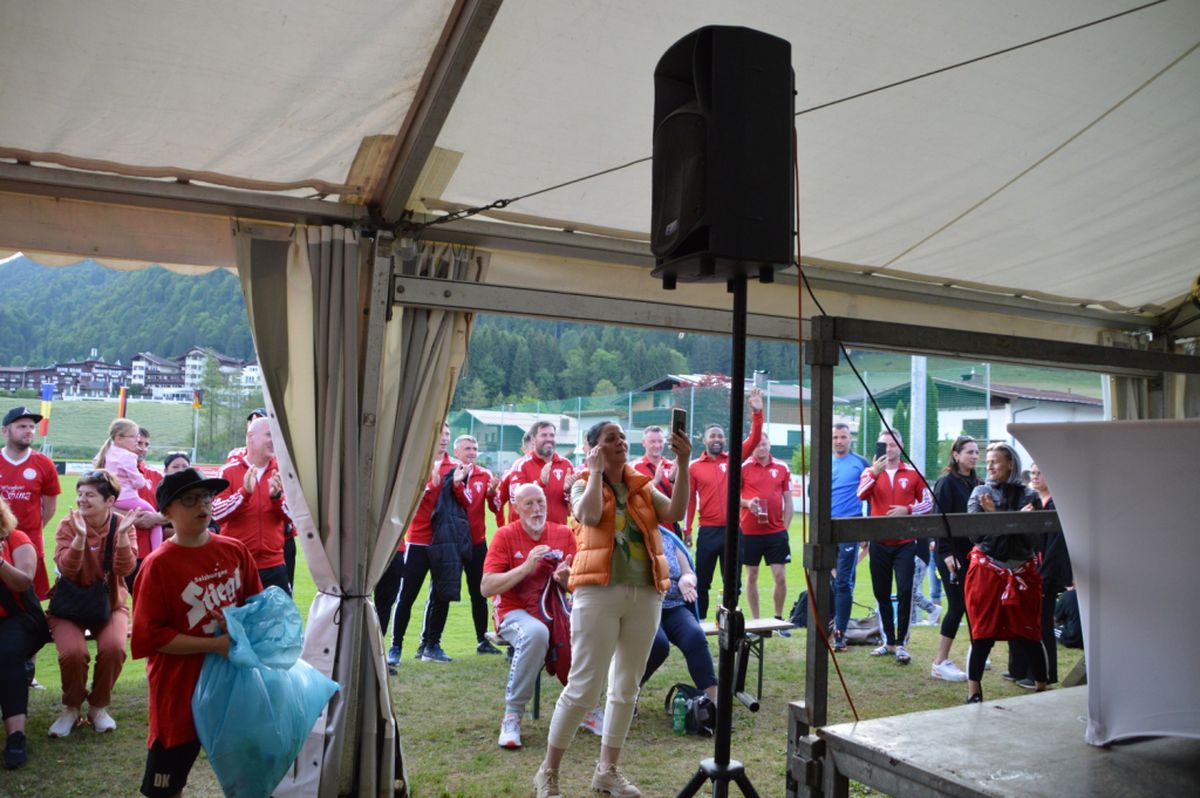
top-left (104, 445), bottom-right (146, 503)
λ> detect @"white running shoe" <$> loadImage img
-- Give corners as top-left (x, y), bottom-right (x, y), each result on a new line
top-left (925, 604), bottom-right (942, 626)
top-left (90, 708), bottom-right (117, 734)
top-left (48, 708), bottom-right (80, 738)
top-left (497, 712), bottom-right (522, 749)
top-left (930, 660), bottom-right (968, 682)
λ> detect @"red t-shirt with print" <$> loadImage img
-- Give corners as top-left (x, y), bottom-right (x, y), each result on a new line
top-left (131, 534), bottom-right (264, 748)
top-left (0, 449), bottom-right (62, 598)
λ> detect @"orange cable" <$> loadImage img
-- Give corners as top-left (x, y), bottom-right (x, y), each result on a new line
top-left (794, 127), bottom-right (860, 723)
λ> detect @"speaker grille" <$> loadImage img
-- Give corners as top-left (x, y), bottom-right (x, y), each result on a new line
top-left (651, 106), bottom-right (706, 258)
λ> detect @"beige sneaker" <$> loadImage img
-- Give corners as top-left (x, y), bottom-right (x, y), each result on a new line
top-left (591, 763), bottom-right (641, 797)
top-left (533, 766), bottom-right (562, 798)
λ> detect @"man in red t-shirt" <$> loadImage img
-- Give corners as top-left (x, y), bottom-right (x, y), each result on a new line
top-left (506, 422), bottom-right (574, 525)
top-left (0, 406), bottom-right (61, 599)
top-left (417, 434), bottom-right (503, 656)
top-left (856, 430), bottom-right (932, 664)
top-left (482, 483), bottom-right (574, 749)
top-left (490, 432), bottom-right (533, 525)
top-left (739, 434), bottom-right (794, 626)
top-left (683, 388), bottom-right (763, 619)
top-left (132, 467), bottom-right (263, 798)
top-left (381, 423), bottom-right (463, 666)
top-left (632, 425), bottom-right (676, 497)
top-left (212, 418), bottom-right (291, 594)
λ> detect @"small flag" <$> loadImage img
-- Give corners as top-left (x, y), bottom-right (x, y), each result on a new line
top-left (193, 389), bottom-right (203, 410)
top-left (118, 386), bottom-right (128, 418)
top-left (38, 383), bottom-right (53, 436)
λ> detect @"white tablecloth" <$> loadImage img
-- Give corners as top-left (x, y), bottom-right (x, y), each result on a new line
top-left (1010, 419), bottom-right (1200, 746)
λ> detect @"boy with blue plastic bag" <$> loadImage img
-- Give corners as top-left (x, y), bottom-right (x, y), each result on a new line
top-left (132, 468), bottom-right (263, 798)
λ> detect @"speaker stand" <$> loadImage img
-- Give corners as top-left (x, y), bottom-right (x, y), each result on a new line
top-left (677, 273), bottom-right (761, 798)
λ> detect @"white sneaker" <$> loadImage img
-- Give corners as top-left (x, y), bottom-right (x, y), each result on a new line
top-left (925, 605), bottom-right (941, 626)
top-left (580, 705), bottom-right (604, 736)
top-left (48, 708), bottom-right (80, 738)
top-left (497, 712), bottom-right (522, 749)
top-left (930, 659), bottom-right (968, 682)
top-left (90, 708), bottom-right (117, 734)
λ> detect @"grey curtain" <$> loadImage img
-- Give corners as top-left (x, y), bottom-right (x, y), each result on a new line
top-left (235, 225), bottom-right (483, 797)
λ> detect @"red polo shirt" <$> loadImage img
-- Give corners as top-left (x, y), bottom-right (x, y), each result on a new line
top-left (739, 456), bottom-right (792, 535)
top-left (684, 410), bottom-right (763, 535)
top-left (507, 452), bottom-right (575, 525)
top-left (632, 455), bottom-right (675, 497)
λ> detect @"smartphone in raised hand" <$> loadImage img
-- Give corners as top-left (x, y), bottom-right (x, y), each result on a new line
top-left (671, 407), bottom-right (688, 439)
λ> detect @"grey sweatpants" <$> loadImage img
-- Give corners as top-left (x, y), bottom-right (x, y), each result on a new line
top-left (498, 609), bottom-right (549, 716)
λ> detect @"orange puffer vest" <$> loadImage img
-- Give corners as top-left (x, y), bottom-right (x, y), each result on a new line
top-left (568, 465), bottom-right (671, 593)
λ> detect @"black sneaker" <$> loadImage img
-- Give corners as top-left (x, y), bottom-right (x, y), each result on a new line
top-left (965, 692), bottom-right (983, 705)
top-left (1015, 678), bottom-right (1038, 690)
top-left (476, 639), bottom-right (502, 655)
top-left (831, 632), bottom-right (848, 653)
top-left (386, 645), bottom-right (401, 667)
top-left (414, 644), bottom-right (426, 661)
top-left (4, 731), bottom-right (27, 770)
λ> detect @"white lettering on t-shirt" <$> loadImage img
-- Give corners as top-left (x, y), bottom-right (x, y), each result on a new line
top-left (182, 565), bottom-right (244, 630)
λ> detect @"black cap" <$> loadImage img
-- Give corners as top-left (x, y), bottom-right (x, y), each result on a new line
top-left (3, 406), bottom-right (42, 426)
top-left (247, 407), bottom-right (268, 422)
top-left (156, 467), bottom-right (229, 510)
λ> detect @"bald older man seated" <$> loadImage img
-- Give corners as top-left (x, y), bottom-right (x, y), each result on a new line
top-left (482, 484), bottom-right (575, 749)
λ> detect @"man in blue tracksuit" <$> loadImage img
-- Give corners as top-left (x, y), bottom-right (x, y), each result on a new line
top-left (830, 423), bottom-right (869, 651)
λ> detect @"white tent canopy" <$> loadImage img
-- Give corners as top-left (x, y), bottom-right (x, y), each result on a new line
top-left (3, 2), bottom-right (1199, 796)
top-left (3, 1), bottom-right (1199, 337)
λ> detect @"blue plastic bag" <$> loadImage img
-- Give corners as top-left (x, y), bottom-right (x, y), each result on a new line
top-left (192, 586), bottom-right (340, 798)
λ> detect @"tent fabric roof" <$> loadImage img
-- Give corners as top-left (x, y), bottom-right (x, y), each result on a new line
top-left (430, 0), bottom-right (1200, 314)
top-left (2, 0), bottom-right (1199, 327)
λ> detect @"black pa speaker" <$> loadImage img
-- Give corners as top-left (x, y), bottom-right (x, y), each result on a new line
top-left (651, 26), bottom-right (794, 286)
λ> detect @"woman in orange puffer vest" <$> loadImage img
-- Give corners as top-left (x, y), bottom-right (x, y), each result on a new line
top-left (533, 421), bottom-right (691, 798)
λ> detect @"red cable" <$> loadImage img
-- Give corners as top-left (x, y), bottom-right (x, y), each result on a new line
top-left (794, 126), bottom-right (860, 722)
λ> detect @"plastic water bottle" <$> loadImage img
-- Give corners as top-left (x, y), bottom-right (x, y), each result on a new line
top-left (672, 693), bottom-right (687, 735)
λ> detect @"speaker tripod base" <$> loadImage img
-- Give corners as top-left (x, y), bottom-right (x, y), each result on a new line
top-left (677, 757), bottom-right (762, 798)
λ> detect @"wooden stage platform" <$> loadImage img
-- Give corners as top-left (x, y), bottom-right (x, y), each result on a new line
top-left (816, 687), bottom-right (1199, 797)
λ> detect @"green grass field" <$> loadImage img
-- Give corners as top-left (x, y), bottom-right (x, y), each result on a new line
top-left (4, 483), bottom-right (1081, 797)
top-left (27, 399), bottom-right (197, 461)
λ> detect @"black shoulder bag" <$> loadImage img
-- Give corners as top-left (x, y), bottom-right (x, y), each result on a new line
top-left (48, 514), bottom-right (118, 630)
top-left (0, 538), bottom-right (53, 658)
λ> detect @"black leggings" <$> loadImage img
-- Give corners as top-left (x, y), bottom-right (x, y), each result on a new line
top-left (374, 550), bottom-right (405, 637)
top-left (969, 636), bottom-right (1047, 683)
top-left (934, 554), bottom-right (968, 640)
top-left (0, 616), bottom-right (32, 719)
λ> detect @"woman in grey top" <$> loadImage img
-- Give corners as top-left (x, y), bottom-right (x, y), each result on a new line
top-left (963, 443), bottom-right (1048, 703)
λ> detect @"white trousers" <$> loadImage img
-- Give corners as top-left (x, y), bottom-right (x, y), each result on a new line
top-left (547, 584), bottom-right (662, 751)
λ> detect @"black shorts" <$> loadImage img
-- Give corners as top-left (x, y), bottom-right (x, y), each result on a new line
top-left (739, 530), bottom-right (791, 567)
top-left (141, 738), bottom-right (202, 798)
